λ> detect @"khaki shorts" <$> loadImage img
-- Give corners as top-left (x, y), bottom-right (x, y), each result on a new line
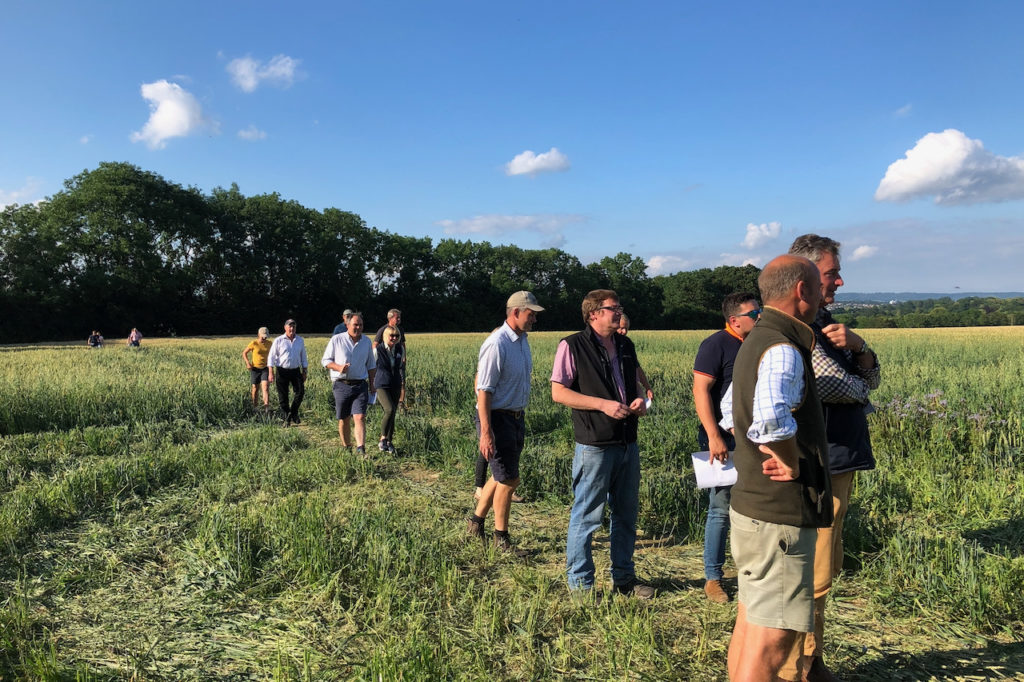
top-left (730, 508), bottom-right (815, 632)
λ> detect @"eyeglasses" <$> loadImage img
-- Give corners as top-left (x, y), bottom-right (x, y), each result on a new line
top-left (597, 305), bottom-right (624, 314)
top-left (386, 335), bottom-right (398, 340)
top-left (736, 309), bottom-right (761, 320)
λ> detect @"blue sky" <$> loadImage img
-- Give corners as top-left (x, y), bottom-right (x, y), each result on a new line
top-left (3, 1), bottom-right (1023, 292)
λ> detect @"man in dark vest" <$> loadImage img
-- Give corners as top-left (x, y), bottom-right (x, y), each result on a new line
top-left (551, 289), bottom-right (654, 599)
top-left (719, 256), bottom-right (833, 681)
top-left (781, 235), bottom-right (881, 682)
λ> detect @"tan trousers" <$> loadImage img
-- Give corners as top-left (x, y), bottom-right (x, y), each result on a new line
top-left (778, 471), bottom-right (855, 681)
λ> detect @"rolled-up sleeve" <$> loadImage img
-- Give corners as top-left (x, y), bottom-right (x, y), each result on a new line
top-left (747, 344), bottom-right (805, 444)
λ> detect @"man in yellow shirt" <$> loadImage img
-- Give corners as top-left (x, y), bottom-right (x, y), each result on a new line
top-left (242, 327), bottom-right (273, 408)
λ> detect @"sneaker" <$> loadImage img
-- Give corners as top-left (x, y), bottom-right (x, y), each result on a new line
top-left (613, 579), bottom-right (656, 600)
top-left (378, 440), bottom-right (388, 452)
top-left (466, 517), bottom-right (486, 546)
top-left (355, 446), bottom-right (366, 457)
top-left (386, 440), bottom-right (397, 454)
top-left (704, 579), bottom-right (730, 604)
top-left (493, 533), bottom-right (528, 558)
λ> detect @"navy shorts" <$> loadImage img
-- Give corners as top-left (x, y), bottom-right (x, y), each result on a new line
top-left (333, 380), bottom-right (369, 419)
top-left (250, 367), bottom-right (269, 385)
top-left (476, 410), bottom-right (525, 483)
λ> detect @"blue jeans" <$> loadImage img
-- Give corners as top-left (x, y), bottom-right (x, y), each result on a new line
top-left (699, 429), bottom-right (735, 581)
top-left (566, 441), bottom-right (640, 590)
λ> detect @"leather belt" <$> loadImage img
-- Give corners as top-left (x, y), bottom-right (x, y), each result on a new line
top-left (336, 379), bottom-right (366, 385)
top-left (492, 408), bottom-right (524, 419)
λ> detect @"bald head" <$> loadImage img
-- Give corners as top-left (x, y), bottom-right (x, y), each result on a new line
top-left (758, 255), bottom-right (822, 323)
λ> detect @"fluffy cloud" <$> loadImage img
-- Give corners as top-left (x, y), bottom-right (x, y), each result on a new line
top-left (719, 252), bottom-right (765, 267)
top-left (505, 147), bottom-right (570, 176)
top-left (238, 125), bottom-right (267, 141)
top-left (849, 245), bottom-right (878, 261)
top-left (438, 213), bottom-right (582, 239)
top-left (0, 178), bottom-right (44, 209)
top-left (893, 103), bottom-right (912, 118)
top-left (227, 55), bottom-right (301, 93)
top-left (741, 221), bottom-right (782, 249)
top-left (875, 129), bottom-right (1024, 205)
top-left (130, 80), bottom-right (209, 150)
top-left (646, 255), bottom-right (698, 276)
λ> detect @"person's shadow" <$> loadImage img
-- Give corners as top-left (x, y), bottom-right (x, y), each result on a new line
top-left (963, 517), bottom-right (1024, 558)
top-left (847, 640), bottom-right (1024, 680)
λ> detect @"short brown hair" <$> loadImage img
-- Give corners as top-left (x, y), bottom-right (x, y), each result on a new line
top-left (722, 292), bottom-right (759, 320)
top-left (789, 234), bottom-right (840, 265)
top-left (758, 257), bottom-right (817, 305)
top-left (582, 289), bottom-right (618, 325)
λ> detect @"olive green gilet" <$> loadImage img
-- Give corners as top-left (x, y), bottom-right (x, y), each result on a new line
top-left (729, 306), bottom-right (834, 528)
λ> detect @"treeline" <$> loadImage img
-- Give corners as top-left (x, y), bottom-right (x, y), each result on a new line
top-left (834, 297), bottom-right (1024, 328)
top-left (1, 162), bottom-right (762, 343)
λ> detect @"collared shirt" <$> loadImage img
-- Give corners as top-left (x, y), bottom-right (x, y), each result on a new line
top-left (812, 308), bottom-right (881, 404)
top-left (321, 332), bottom-right (374, 381)
top-left (551, 333), bottom-right (636, 403)
top-left (268, 334), bottom-right (308, 369)
top-left (719, 343), bottom-right (806, 443)
top-left (476, 322), bottom-right (533, 411)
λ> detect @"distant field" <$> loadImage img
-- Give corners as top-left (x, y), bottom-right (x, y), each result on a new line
top-left (2, 328), bottom-right (1022, 680)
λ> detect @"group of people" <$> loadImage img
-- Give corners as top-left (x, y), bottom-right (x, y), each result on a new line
top-left (469, 234), bottom-right (879, 682)
top-left (240, 309), bottom-right (407, 454)
top-left (86, 328), bottom-right (143, 348)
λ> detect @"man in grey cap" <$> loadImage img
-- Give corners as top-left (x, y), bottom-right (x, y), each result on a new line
top-left (333, 309), bottom-right (355, 336)
top-left (466, 291), bottom-right (544, 555)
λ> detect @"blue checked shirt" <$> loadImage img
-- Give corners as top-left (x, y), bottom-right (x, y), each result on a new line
top-left (719, 343), bottom-right (806, 443)
top-left (476, 322), bottom-right (533, 411)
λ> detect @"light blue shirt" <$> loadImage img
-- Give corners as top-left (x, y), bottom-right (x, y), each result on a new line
top-left (719, 343), bottom-right (806, 443)
top-left (267, 334), bottom-right (308, 369)
top-left (321, 332), bottom-right (375, 381)
top-left (476, 322), bottom-right (533, 411)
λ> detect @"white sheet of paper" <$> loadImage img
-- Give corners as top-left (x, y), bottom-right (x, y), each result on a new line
top-left (691, 451), bottom-right (737, 489)
top-left (368, 391), bottom-right (377, 405)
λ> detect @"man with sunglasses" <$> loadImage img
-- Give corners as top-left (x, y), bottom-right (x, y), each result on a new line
top-left (551, 289), bottom-right (654, 599)
top-left (693, 292), bottom-right (760, 604)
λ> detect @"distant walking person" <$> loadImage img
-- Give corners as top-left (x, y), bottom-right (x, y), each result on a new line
top-left (126, 328), bottom-right (142, 347)
top-left (321, 312), bottom-right (376, 455)
top-left (692, 292), bottom-right (760, 604)
top-left (333, 308), bottom-right (355, 336)
top-left (551, 289), bottom-right (654, 599)
top-left (374, 308), bottom-right (407, 407)
top-left (268, 319), bottom-right (308, 426)
top-left (781, 234), bottom-right (881, 682)
top-left (373, 324), bottom-right (405, 453)
top-left (87, 331), bottom-right (104, 348)
top-left (719, 255), bottom-right (832, 681)
top-left (467, 291), bottom-right (544, 555)
top-left (242, 326), bottom-right (273, 408)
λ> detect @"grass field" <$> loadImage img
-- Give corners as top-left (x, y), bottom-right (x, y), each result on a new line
top-left (1, 328), bottom-right (1023, 680)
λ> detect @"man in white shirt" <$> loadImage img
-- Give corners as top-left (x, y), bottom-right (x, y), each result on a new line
top-left (321, 312), bottom-right (376, 455)
top-left (268, 319), bottom-right (308, 426)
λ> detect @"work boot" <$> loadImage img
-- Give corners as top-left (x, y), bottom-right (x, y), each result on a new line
top-left (493, 532), bottom-right (528, 558)
top-left (704, 579), bottom-right (730, 603)
top-left (803, 656), bottom-right (842, 682)
top-left (613, 579), bottom-right (656, 600)
top-left (466, 516), bottom-right (486, 547)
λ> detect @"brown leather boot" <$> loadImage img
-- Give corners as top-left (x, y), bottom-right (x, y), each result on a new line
top-left (704, 579), bottom-right (730, 603)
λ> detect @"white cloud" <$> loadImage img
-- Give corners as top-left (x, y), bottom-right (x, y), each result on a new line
top-left (720, 252), bottom-right (765, 268)
top-left (849, 245), bottom-right (879, 261)
top-left (238, 125), bottom-right (267, 141)
top-left (741, 221), bottom-right (782, 249)
top-left (227, 54), bottom-right (301, 93)
top-left (79, 134), bottom-right (93, 145)
top-left (505, 147), bottom-right (571, 176)
top-left (438, 213), bottom-right (583, 237)
top-left (875, 129), bottom-right (1024, 205)
top-left (0, 178), bottom-right (45, 209)
top-left (646, 255), bottom-right (694, 276)
top-left (130, 80), bottom-right (209, 150)
top-left (894, 103), bottom-right (912, 118)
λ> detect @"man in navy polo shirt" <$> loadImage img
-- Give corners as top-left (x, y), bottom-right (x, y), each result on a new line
top-left (693, 292), bottom-right (760, 604)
